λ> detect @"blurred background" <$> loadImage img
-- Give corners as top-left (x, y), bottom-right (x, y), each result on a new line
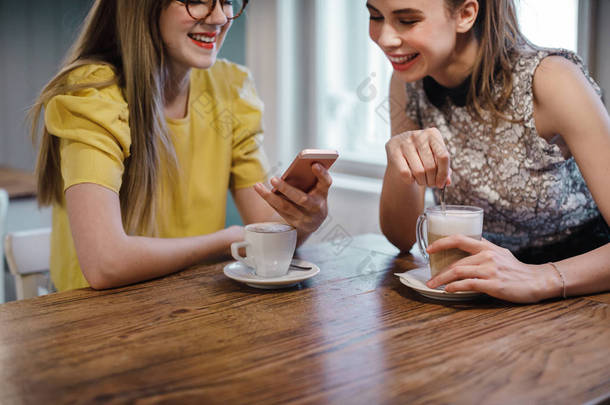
top-left (1, 0), bottom-right (609, 301)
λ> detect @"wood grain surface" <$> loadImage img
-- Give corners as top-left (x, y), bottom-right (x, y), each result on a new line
top-left (0, 234), bottom-right (608, 404)
top-left (0, 166), bottom-right (37, 199)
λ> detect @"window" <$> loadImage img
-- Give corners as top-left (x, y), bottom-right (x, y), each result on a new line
top-left (315, 0), bottom-right (392, 165)
top-left (517, 0), bottom-right (579, 52)
top-left (313, 0), bottom-right (581, 167)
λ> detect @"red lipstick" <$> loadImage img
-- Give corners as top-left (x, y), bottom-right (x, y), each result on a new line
top-left (189, 32), bottom-right (217, 50)
top-left (388, 53), bottom-right (420, 71)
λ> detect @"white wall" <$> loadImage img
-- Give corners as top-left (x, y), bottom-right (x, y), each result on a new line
top-left (306, 175), bottom-right (383, 246)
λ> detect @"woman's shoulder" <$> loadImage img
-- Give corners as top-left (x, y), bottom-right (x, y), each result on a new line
top-left (513, 47), bottom-right (592, 78)
top-left (65, 63), bottom-right (118, 86)
top-left (191, 60), bottom-right (263, 113)
top-left (192, 59), bottom-right (254, 95)
top-left (194, 59), bottom-right (251, 83)
top-left (211, 58), bottom-right (251, 78)
top-left (522, 46), bottom-right (602, 97)
top-left (532, 53), bottom-right (600, 113)
top-left (56, 63), bottom-right (126, 106)
top-left (46, 63), bottom-right (129, 142)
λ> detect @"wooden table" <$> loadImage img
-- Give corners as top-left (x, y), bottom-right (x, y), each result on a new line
top-left (0, 166), bottom-right (37, 199)
top-left (1, 234), bottom-right (609, 404)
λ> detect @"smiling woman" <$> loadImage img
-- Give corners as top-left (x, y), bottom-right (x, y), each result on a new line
top-left (26, 0), bottom-right (333, 291)
top-left (370, 0), bottom-right (610, 303)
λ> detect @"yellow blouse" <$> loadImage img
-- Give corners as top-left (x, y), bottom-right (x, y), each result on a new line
top-left (44, 61), bottom-right (269, 291)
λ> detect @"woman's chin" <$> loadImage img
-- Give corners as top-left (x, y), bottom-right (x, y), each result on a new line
top-left (394, 68), bottom-right (426, 83)
top-left (181, 51), bottom-right (218, 70)
top-left (189, 56), bottom-right (217, 70)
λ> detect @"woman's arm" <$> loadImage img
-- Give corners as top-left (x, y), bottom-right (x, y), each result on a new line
top-left (531, 55), bottom-right (610, 296)
top-left (425, 235), bottom-right (610, 302)
top-left (379, 71), bottom-right (428, 252)
top-left (66, 183), bottom-right (243, 290)
top-left (533, 56), bottom-right (610, 224)
top-left (427, 56), bottom-right (610, 302)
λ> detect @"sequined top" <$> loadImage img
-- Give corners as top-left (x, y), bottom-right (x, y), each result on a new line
top-left (405, 48), bottom-right (603, 251)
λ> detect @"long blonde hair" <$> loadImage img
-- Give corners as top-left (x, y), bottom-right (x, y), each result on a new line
top-left (445, 0), bottom-right (532, 124)
top-left (30, 0), bottom-right (181, 235)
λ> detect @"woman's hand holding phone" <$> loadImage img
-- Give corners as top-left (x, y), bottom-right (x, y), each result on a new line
top-left (253, 149), bottom-right (337, 234)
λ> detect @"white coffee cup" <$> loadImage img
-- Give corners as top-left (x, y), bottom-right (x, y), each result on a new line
top-left (230, 222), bottom-right (297, 277)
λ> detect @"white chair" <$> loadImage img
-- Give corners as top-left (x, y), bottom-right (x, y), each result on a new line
top-left (4, 227), bottom-right (52, 300)
top-left (0, 189), bottom-right (8, 303)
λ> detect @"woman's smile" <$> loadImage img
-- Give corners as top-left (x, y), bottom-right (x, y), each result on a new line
top-left (386, 52), bottom-right (420, 71)
top-left (188, 32), bottom-right (217, 50)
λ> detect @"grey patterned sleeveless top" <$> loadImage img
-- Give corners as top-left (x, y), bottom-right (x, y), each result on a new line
top-left (405, 48), bottom-right (603, 251)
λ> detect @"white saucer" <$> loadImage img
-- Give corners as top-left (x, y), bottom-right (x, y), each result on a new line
top-left (395, 266), bottom-right (483, 301)
top-left (223, 259), bottom-right (320, 289)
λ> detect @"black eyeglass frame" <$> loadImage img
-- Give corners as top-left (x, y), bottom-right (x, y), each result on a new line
top-left (175, 0), bottom-right (249, 21)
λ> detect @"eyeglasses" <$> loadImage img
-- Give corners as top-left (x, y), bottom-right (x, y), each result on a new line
top-left (175, 0), bottom-right (249, 21)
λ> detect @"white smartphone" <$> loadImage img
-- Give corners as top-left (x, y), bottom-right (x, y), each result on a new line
top-left (273, 149), bottom-right (339, 194)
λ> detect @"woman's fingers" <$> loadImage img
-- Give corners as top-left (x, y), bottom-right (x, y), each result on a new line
top-left (268, 164), bottom-right (330, 211)
top-left (253, 183), bottom-right (301, 221)
top-left (427, 234), bottom-right (486, 255)
top-left (447, 250), bottom-right (489, 268)
top-left (401, 136), bottom-right (427, 185)
top-left (425, 236), bottom-right (496, 289)
top-left (311, 164), bottom-right (333, 197)
top-left (430, 131), bottom-right (450, 188)
top-left (254, 163), bottom-right (332, 234)
top-left (444, 278), bottom-right (493, 294)
top-left (427, 263), bottom-right (488, 288)
top-left (416, 140), bottom-right (437, 187)
top-left (386, 139), bottom-right (414, 184)
top-left (387, 128), bottom-right (450, 187)
top-left (270, 177), bottom-right (316, 211)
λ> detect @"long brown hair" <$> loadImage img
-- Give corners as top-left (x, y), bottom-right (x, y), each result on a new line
top-left (29, 0), bottom-right (246, 235)
top-left (445, 0), bottom-right (531, 124)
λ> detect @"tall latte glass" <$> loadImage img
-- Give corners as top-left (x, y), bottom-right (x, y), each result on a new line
top-left (416, 205), bottom-right (484, 278)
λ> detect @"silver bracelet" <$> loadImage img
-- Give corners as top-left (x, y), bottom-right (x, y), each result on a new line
top-left (549, 262), bottom-right (567, 299)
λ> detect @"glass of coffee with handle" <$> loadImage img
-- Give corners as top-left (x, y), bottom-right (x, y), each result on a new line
top-left (231, 222), bottom-right (297, 277)
top-left (416, 205), bottom-right (484, 278)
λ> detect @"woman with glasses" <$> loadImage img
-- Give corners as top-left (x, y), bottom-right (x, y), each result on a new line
top-left (29, 0), bottom-right (332, 291)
